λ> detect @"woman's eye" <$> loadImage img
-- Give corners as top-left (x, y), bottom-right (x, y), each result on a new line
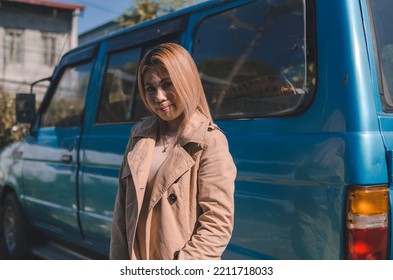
top-left (162, 82), bottom-right (173, 90)
top-left (145, 86), bottom-right (155, 92)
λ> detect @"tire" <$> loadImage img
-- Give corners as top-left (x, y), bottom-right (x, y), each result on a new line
top-left (1, 192), bottom-right (29, 259)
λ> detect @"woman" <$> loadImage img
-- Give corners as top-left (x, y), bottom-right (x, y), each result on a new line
top-left (109, 43), bottom-right (236, 260)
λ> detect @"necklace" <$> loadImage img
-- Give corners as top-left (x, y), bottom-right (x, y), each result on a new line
top-left (162, 134), bottom-right (175, 153)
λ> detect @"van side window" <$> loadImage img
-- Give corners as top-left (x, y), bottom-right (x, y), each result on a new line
top-left (40, 62), bottom-right (93, 127)
top-left (193, 0), bottom-right (316, 119)
top-left (96, 48), bottom-right (148, 123)
top-left (368, 0), bottom-right (393, 111)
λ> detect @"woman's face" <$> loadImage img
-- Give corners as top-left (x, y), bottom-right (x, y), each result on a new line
top-left (144, 66), bottom-right (184, 127)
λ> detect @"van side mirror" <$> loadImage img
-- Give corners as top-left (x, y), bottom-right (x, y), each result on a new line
top-left (15, 93), bottom-right (36, 124)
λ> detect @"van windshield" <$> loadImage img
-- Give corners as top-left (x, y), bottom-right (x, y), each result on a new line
top-left (369, 0), bottom-right (393, 111)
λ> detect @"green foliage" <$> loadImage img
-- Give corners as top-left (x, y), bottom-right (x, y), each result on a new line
top-left (117, 0), bottom-right (197, 28)
top-left (0, 88), bottom-right (30, 149)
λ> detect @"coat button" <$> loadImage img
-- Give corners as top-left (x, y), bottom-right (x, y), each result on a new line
top-left (173, 250), bottom-right (180, 260)
top-left (168, 193), bottom-right (177, 204)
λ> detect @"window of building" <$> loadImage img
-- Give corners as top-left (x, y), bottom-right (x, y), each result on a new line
top-left (4, 30), bottom-right (23, 63)
top-left (193, 0), bottom-right (316, 119)
top-left (42, 33), bottom-right (57, 66)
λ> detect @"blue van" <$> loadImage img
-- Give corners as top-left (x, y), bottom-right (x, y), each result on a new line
top-left (0, 0), bottom-right (392, 260)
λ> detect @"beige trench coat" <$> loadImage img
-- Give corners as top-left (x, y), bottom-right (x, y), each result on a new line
top-left (109, 111), bottom-right (236, 260)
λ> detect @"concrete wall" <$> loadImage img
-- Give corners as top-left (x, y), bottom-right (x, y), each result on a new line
top-left (0, 2), bottom-right (78, 100)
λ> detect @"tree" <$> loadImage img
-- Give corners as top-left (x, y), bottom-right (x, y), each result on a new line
top-left (0, 88), bottom-right (30, 149)
top-left (117, 0), bottom-right (198, 28)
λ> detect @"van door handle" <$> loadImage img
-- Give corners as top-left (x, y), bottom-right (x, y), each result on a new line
top-left (61, 154), bottom-right (72, 163)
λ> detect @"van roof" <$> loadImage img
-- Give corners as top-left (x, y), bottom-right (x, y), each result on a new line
top-left (75, 0), bottom-right (230, 50)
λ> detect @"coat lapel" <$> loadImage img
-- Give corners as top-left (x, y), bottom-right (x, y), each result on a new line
top-left (148, 145), bottom-right (196, 210)
top-left (127, 137), bottom-right (155, 210)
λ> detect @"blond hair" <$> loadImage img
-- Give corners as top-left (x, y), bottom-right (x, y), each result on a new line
top-left (137, 43), bottom-right (212, 132)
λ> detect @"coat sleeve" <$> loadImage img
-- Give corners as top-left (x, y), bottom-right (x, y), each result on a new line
top-left (109, 141), bottom-right (132, 260)
top-left (177, 128), bottom-right (236, 259)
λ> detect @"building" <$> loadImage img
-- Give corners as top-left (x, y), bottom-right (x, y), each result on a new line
top-left (0, 0), bottom-right (85, 99)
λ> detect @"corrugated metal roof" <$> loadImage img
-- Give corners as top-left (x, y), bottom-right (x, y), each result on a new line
top-left (7, 0), bottom-right (85, 11)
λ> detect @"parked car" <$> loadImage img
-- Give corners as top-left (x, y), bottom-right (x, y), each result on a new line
top-left (1, 0), bottom-right (392, 259)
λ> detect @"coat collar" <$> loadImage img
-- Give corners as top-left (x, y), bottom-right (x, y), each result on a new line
top-left (131, 110), bottom-right (211, 148)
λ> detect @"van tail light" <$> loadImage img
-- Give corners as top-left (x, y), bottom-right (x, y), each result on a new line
top-left (346, 185), bottom-right (389, 259)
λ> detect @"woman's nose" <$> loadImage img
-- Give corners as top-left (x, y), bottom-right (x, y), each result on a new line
top-left (155, 87), bottom-right (167, 103)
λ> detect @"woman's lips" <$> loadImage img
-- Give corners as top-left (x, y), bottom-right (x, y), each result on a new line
top-left (159, 104), bottom-right (172, 112)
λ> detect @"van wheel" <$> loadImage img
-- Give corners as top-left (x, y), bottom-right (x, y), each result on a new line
top-left (1, 193), bottom-right (28, 259)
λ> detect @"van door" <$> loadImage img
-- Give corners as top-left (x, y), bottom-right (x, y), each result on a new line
top-left (77, 47), bottom-right (143, 252)
top-left (191, 0), bottom-right (319, 259)
top-left (22, 46), bottom-right (96, 239)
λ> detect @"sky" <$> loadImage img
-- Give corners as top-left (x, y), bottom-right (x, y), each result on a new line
top-left (52, 0), bottom-right (133, 34)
